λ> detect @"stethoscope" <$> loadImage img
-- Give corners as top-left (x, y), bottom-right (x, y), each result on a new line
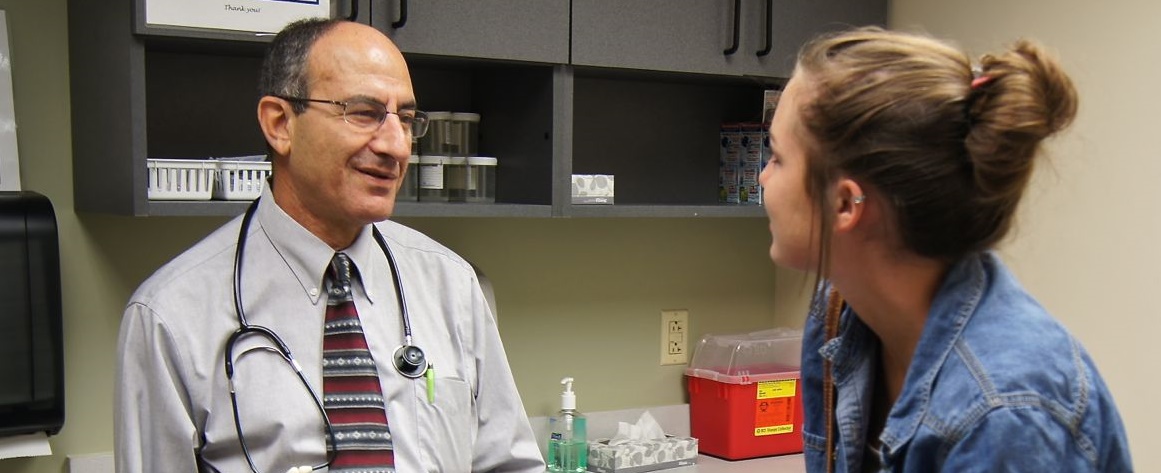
top-left (222, 198), bottom-right (427, 473)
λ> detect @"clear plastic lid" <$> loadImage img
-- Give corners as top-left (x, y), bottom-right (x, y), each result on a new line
top-left (451, 112), bottom-right (481, 122)
top-left (684, 328), bottom-right (803, 384)
top-left (426, 111), bottom-right (454, 121)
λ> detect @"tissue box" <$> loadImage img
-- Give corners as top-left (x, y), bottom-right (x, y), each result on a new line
top-left (571, 174), bottom-right (615, 204)
top-left (587, 435), bottom-right (697, 473)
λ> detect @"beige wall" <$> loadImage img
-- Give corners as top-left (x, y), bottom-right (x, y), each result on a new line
top-left (1, 0), bottom-right (1154, 471)
top-left (888, 0), bottom-right (1158, 470)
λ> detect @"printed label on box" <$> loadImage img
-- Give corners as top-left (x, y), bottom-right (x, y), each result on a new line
top-left (754, 379), bottom-right (796, 436)
top-left (741, 124), bottom-right (764, 164)
top-left (720, 125), bottom-right (742, 165)
top-left (762, 89), bottom-right (782, 124)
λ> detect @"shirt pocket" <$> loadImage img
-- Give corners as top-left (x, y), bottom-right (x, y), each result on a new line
top-left (413, 376), bottom-right (475, 471)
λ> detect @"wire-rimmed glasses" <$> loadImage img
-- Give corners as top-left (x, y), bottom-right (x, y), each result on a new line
top-left (276, 95), bottom-right (429, 139)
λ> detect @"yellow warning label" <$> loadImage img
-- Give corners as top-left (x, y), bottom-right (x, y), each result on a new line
top-left (756, 379), bottom-right (796, 399)
top-left (755, 424), bottom-right (795, 436)
top-left (754, 379), bottom-right (796, 436)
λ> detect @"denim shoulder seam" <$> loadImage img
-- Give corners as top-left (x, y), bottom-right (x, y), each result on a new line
top-left (929, 392), bottom-right (1099, 467)
top-left (1068, 335), bottom-right (1098, 466)
top-left (953, 339), bottom-right (996, 398)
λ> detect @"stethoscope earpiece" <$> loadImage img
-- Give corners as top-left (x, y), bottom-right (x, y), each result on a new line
top-left (393, 344), bottom-right (428, 378)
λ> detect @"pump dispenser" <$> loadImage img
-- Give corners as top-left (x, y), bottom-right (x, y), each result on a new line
top-left (547, 377), bottom-right (587, 472)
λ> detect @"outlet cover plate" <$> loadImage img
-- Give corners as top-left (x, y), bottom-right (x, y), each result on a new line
top-left (660, 309), bottom-right (689, 365)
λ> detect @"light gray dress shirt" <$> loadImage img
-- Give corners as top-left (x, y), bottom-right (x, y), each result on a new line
top-left (115, 188), bottom-right (544, 472)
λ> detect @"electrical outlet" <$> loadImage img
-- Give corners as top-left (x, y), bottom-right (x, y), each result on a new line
top-left (660, 309), bottom-right (689, 365)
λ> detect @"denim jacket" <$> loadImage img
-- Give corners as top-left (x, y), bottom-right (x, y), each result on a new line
top-left (801, 252), bottom-right (1132, 472)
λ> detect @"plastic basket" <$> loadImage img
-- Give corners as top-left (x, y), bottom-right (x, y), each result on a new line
top-left (147, 159), bottom-right (216, 200)
top-left (214, 160), bottom-right (271, 200)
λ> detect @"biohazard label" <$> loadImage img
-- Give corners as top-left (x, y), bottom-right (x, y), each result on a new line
top-left (754, 379), bottom-right (796, 436)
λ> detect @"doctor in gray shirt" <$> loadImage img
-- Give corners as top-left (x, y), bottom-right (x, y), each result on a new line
top-left (115, 18), bottom-right (544, 472)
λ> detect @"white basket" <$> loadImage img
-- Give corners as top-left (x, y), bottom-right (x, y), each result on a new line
top-left (214, 160), bottom-right (272, 200)
top-left (147, 159), bottom-right (217, 200)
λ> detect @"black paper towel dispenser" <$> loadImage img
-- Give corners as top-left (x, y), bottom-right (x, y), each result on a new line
top-left (0, 191), bottom-right (64, 437)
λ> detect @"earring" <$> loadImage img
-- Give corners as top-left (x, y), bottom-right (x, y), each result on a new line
top-left (852, 195), bottom-right (866, 204)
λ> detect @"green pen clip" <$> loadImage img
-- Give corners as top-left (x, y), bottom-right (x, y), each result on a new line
top-left (425, 364), bottom-right (435, 404)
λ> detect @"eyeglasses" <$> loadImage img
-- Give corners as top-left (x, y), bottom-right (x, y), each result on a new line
top-left (276, 95), bottom-right (429, 139)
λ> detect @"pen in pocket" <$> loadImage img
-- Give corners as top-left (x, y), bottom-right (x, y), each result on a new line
top-left (425, 364), bottom-right (435, 404)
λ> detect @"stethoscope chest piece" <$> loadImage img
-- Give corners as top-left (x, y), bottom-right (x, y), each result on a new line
top-left (393, 344), bottom-right (428, 378)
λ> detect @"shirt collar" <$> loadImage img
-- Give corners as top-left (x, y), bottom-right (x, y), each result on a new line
top-left (878, 252), bottom-right (990, 454)
top-left (255, 186), bottom-right (381, 305)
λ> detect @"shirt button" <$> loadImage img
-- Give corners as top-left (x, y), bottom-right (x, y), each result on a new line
top-left (309, 288), bottom-right (319, 297)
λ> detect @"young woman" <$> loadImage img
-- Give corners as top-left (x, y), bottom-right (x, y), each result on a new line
top-left (760, 27), bottom-right (1132, 472)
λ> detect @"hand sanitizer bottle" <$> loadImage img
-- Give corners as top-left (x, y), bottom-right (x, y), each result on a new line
top-left (547, 377), bottom-right (587, 472)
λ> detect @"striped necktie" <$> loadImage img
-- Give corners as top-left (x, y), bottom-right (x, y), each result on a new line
top-left (322, 252), bottom-right (395, 471)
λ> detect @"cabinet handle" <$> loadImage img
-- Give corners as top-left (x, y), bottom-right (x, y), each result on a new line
top-left (723, 0), bottom-right (741, 55)
top-left (345, 0), bottom-right (358, 21)
top-left (392, 0), bottom-right (408, 28)
top-left (756, 0), bottom-right (772, 56)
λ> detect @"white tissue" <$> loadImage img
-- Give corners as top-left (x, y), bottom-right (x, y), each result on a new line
top-left (607, 411), bottom-right (667, 446)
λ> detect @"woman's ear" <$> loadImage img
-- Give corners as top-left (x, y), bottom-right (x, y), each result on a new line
top-left (833, 177), bottom-right (866, 234)
top-left (257, 96), bottom-right (294, 157)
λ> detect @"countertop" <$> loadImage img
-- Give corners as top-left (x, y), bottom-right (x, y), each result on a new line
top-left (670, 453), bottom-right (804, 472)
top-left (533, 404), bottom-right (807, 473)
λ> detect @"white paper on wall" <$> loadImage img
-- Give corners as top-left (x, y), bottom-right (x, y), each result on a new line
top-left (145, 0), bottom-right (333, 34)
top-left (0, 432), bottom-right (51, 459)
top-left (0, 10), bottom-right (21, 191)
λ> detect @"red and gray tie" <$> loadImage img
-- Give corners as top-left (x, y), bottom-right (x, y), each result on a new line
top-left (322, 252), bottom-right (395, 471)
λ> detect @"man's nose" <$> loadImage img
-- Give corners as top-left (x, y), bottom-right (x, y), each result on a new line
top-left (368, 114), bottom-right (413, 157)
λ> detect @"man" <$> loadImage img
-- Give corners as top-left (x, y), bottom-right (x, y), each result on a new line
top-left (115, 18), bottom-right (544, 472)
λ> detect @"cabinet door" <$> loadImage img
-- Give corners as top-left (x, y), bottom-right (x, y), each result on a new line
top-left (571, 0), bottom-right (886, 78)
top-left (375, 0), bottom-right (570, 64)
top-left (758, 0), bottom-right (888, 77)
top-left (572, 0), bottom-right (738, 76)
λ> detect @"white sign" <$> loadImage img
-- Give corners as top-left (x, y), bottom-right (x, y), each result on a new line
top-left (145, 0), bottom-right (333, 34)
top-left (0, 10), bottom-right (20, 191)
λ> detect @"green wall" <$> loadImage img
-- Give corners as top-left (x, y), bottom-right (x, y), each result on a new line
top-left (0, 1), bottom-right (791, 470)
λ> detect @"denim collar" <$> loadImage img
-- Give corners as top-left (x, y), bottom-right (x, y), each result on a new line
top-left (825, 252), bottom-right (991, 457)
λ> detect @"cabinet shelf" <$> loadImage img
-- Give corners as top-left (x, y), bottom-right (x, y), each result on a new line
top-left (145, 201), bottom-right (250, 217)
top-left (395, 203), bottom-right (552, 218)
top-left (144, 201), bottom-right (553, 218)
top-left (567, 204), bottom-right (765, 218)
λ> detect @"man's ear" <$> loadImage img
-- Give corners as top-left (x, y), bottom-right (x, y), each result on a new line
top-left (833, 177), bottom-right (866, 234)
top-left (258, 96), bottom-right (294, 157)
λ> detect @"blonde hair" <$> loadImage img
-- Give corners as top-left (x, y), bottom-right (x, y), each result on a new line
top-left (795, 27), bottom-right (1077, 271)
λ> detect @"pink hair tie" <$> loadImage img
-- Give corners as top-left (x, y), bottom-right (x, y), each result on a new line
top-left (971, 75), bottom-right (994, 89)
